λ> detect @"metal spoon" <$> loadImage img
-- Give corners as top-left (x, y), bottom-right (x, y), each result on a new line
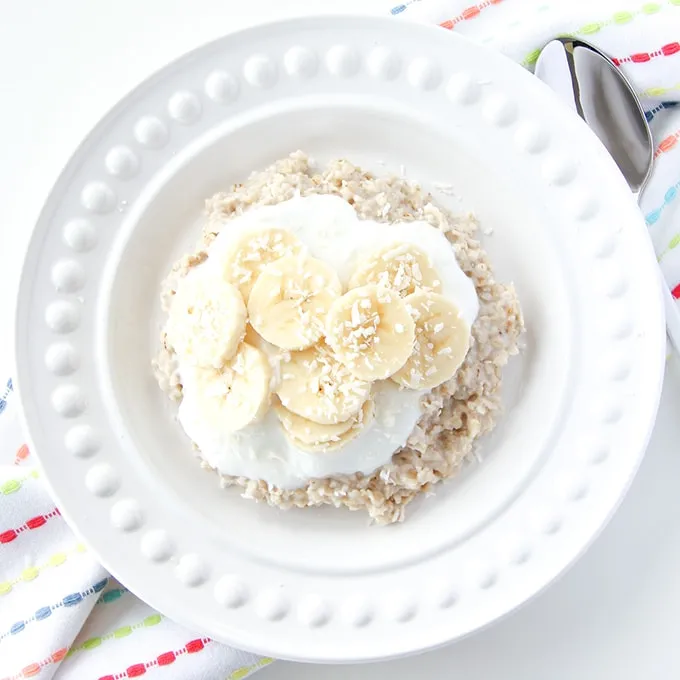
top-left (535, 37), bottom-right (680, 352)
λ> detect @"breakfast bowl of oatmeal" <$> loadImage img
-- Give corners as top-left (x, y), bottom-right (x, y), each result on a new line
top-left (15, 16), bottom-right (664, 662)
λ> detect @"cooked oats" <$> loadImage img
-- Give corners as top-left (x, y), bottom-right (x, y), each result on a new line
top-left (154, 151), bottom-right (523, 524)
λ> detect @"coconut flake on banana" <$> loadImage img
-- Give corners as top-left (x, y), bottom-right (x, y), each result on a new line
top-left (221, 227), bottom-right (305, 300)
top-left (248, 253), bottom-right (342, 351)
top-left (274, 397), bottom-right (376, 452)
top-left (275, 344), bottom-right (371, 425)
top-left (325, 284), bottom-right (416, 381)
top-left (349, 242), bottom-right (442, 297)
top-left (166, 270), bottom-right (246, 369)
top-left (392, 290), bottom-right (470, 390)
top-left (181, 342), bottom-right (271, 432)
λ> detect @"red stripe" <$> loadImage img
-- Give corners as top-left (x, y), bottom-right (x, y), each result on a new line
top-left (26, 516), bottom-right (46, 530)
top-left (185, 639), bottom-right (205, 653)
top-left (613, 42), bottom-right (680, 65)
top-left (0, 509), bottom-right (60, 546)
top-left (126, 665), bottom-right (146, 678)
top-left (631, 52), bottom-right (651, 63)
top-left (0, 530), bottom-right (17, 544)
top-left (97, 638), bottom-right (212, 680)
top-left (439, 0), bottom-right (504, 30)
top-left (672, 283), bottom-right (680, 299)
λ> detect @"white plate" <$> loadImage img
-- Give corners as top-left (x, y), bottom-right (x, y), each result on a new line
top-left (15, 16), bottom-right (665, 663)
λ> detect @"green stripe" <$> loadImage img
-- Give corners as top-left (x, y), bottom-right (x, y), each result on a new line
top-left (0, 470), bottom-right (39, 495)
top-left (658, 233), bottom-right (680, 261)
top-left (66, 613), bottom-right (164, 657)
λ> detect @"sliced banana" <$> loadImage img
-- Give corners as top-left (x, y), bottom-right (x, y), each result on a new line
top-left (325, 284), bottom-right (416, 381)
top-left (221, 227), bottom-right (304, 301)
top-left (279, 399), bottom-right (376, 453)
top-left (248, 254), bottom-right (342, 351)
top-left (349, 243), bottom-right (442, 297)
top-left (273, 396), bottom-right (370, 444)
top-left (275, 345), bottom-right (371, 425)
top-left (392, 290), bottom-right (470, 390)
top-left (184, 342), bottom-right (271, 432)
top-left (243, 323), bottom-right (264, 348)
top-left (166, 270), bottom-right (246, 368)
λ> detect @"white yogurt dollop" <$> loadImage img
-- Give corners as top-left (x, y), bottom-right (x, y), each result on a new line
top-left (177, 195), bottom-right (479, 489)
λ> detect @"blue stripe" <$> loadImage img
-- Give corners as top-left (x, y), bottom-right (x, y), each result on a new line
top-left (63, 592), bottom-right (82, 607)
top-left (646, 178), bottom-right (680, 225)
top-left (35, 607), bottom-right (51, 621)
top-left (93, 578), bottom-right (108, 592)
top-left (390, 0), bottom-right (420, 14)
top-left (0, 577), bottom-right (108, 642)
top-left (0, 378), bottom-right (13, 415)
top-left (644, 101), bottom-right (678, 123)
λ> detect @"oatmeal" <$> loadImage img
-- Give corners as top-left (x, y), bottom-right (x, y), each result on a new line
top-left (154, 152), bottom-right (523, 524)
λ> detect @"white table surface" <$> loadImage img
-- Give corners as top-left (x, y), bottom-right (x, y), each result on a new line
top-left (2, 2), bottom-right (679, 678)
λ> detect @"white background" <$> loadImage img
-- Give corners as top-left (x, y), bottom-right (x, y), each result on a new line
top-left (1, 2), bottom-right (680, 678)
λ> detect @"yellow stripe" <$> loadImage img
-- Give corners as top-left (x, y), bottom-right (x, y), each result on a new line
top-left (0, 543), bottom-right (86, 596)
top-left (227, 658), bottom-right (274, 679)
top-left (641, 83), bottom-right (680, 97)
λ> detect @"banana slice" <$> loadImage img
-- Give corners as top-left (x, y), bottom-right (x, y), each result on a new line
top-left (248, 254), bottom-right (342, 351)
top-left (243, 323), bottom-right (264, 348)
top-left (349, 243), bottom-right (442, 297)
top-left (166, 271), bottom-right (246, 368)
top-left (392, 290), bottom-right (470, 390)
top-left (279, 399), bottom-right (376, 452)
top-left (325, 284), bottom-right (416, 381)
top-left (275, 345), bottom-right (371, 425)
top-left (184, 342), bottom-right (271, 432)
top-left (221, 227), bottom-right (305, 300)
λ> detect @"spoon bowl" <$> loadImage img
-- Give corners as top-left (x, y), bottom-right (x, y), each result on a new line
top-left (535, 37), bottom-right (653, 196)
